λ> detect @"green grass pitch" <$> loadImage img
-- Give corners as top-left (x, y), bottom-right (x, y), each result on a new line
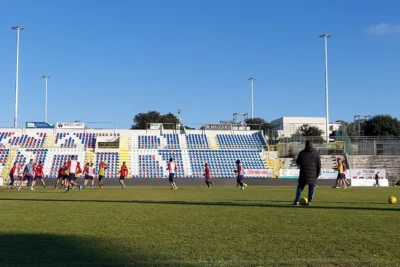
top-left (1, 185), bottom-right (399, 267)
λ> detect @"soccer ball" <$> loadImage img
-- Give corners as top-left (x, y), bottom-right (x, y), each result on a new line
top-left (388, 196), bottom-right (397, 204)
top-left (300, 197), bottom-right (308, 205)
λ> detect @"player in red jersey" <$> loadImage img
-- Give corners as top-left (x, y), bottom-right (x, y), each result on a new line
top-left (119, 161), bottom-right (128, 189)
top-left (204, 163), bottom-right (214, 188)
top-left (32, 161), bottom-right (47, 190)
top-left (234, 160), bottom-right (247, 190)
top-left (55, 162), bottom-right (68, 189)
top-left (83, 163), bottom-right (90, 189)
top-left (8, 162), bottom-right (17, 189)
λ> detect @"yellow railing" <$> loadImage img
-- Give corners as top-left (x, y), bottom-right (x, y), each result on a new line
top-left (209, 136), bottom-right (219, 150)
top-left (265, 158), bottom-right (283, 178)
top-left (1, 149), bottom-right (17, 183)
top-left (86, 150), bottom-right (95, 164)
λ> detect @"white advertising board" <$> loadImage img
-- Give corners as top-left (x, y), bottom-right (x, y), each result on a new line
top-left (351, 179), bottom-right (388, 187)
top-left (245, 169), bottom-right (273, 178)
top-left (56, 122), bottom-right (85, 129)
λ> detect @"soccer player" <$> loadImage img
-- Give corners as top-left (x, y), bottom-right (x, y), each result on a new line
top-left (83, 163), bottom-right (90, 189)
top-left (55, 162), bottom-right (67, 189)
top-left (8, 162), bottom-right (17, 189)
top-left (32, 161), bottom-right (47, 190)
top-left (292, 141), bottom-right (321, 206)
top-left (86, 163), bottom-right (96, 189)
top-left (65, 155), bottom-right (82, 193)
top-left (98, 161), bottom-right (108, 189)
top-left (336, 158), bottom-right (350, 189)
top-left (204, 163), bottom-right (214, 188)
top-left (167, 158), bottom-right (177, 190)
top-left (374, 172), bottom-right (380, 187)
top-left (16, 163), bottom-right (25, 191)
top-left (234, 160), bottom-right (247, 190)
top-left (119, 161), bottom-right (128, 189)
top-left (21, 159), bottom-right (35, 191)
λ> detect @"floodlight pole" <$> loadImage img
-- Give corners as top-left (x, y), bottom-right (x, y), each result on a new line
top-left (320, 34), bottom-right (331, 143)
top-left (12, 26), bottom-right (25, 128)
top-left (248, 78), bottom-right (255, 119)
top-left (42, 76), bottom-right (51, 122)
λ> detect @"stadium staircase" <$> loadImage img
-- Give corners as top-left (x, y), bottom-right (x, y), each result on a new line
top-left (181, 150), bottom-right (192, 177)
top-left (120, 136), bottom-right (132, 176)
top-left (349, 155), bottom-right (400, 184)
top-left (208, 136), bottom-right (218, 149)
top-left (44, 134), bottom-right (55, 148)
top-left (320, 155), bottom-right (344, 169)
top-left (179, 134), bottom-right (187, 149)
top-left (264, 158), bottom-right (283, 178)
top-left (86, 150), bottom-right (95, 164)
top-left (1, 149), bottom-right (16, 183)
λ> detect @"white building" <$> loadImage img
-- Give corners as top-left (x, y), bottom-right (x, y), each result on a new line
top-left (270, 117), bottom-right (340, 138)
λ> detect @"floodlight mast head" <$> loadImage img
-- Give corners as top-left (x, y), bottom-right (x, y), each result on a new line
top-left (12, 26), bottom-right (25, 31)
top-left (319, 33), bottom-right (331, 38)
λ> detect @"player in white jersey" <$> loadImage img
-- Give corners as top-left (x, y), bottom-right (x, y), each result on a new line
top-left (65, 155), bottom-right (82, 193)
top-left (167, 158), bottom-right (178, 190)
top-left (16, 163), bottom-right (25, 191)
top-left (84, 163), bottom-right (96, 189)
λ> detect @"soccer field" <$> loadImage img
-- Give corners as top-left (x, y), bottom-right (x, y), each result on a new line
top-left (1, 185), bottom-right (399, 267)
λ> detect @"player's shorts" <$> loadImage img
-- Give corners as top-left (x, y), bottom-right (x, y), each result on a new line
top-left (86, 176), bottom-right (94, 180)
top-left (68, 173), bottom-right (76, 181)
top-left (119, 176), bottom-right (125, 180)
top-left (99, 175), bottom-right (105, 181)
top-left (34, 176), bottom-right (43, 181)
top-left (340, 173), bottom-right (346, 179)
top-left (168, 173), bottom-right (175, 182)
top-left (62, 175), bottom-right (68, 180)
top-left (205, 178), bottom-right (212, 183)
top-left (17, 176), bottom-right (23, 180)
top-left (24, 175), bottom-right (33, 181)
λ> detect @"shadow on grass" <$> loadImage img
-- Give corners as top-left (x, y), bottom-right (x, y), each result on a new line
top-left (0, 233), bottom-right (194, 267)
top-left (236, 199), bottom-right (391, 205)
top-left (1, 198), bottom-right (399, 212)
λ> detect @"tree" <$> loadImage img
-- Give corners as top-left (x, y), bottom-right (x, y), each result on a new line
top-left (295, 124), bottom-right (324, 144)
top-left (297, 124), bottom-right (324, 137)
top-left (131, 111), bottom-right (179, 130)
top-left (244, 118), bottom-right (274, 133)
top-left (362, 115), bottom-right (400, 136)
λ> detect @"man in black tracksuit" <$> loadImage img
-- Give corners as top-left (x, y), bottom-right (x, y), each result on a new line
top-left (292, 140), bottom-right (321, 206)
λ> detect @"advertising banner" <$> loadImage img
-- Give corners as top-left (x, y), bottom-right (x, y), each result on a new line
top-left (351, 179), bottom-right (389, 186)
top-left (279, 169), bottom-right (300, 179)
top-left (26, 122), bottom-right (54, 128)
top-left (348, 169), bottom-right (386, 179)
top-left (244, 169), bottom-right (273, 178)
top-left (279, 168), bottom-right (387, 180)
top-left (56, 122), bottom-right (85, 129)
top-left (204, 124), bottom-right (232, 130)
top-left (149, 123), bottom-right (162, 130)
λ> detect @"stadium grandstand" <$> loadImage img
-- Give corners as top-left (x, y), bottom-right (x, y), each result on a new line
top-left (0, 125), bottom-right (275, 181)
top-left (1, 121), bottom-right (397, 186)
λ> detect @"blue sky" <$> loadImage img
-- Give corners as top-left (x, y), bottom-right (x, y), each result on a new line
top-left (0, 0), bottom-right (400, 129)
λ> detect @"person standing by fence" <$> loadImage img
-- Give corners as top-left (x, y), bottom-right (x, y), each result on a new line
top-left (374, 172), bottom-right (380, 187)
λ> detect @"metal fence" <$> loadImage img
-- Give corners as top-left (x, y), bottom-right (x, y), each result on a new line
top-left (277, 136), bottom-right (344, 157)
